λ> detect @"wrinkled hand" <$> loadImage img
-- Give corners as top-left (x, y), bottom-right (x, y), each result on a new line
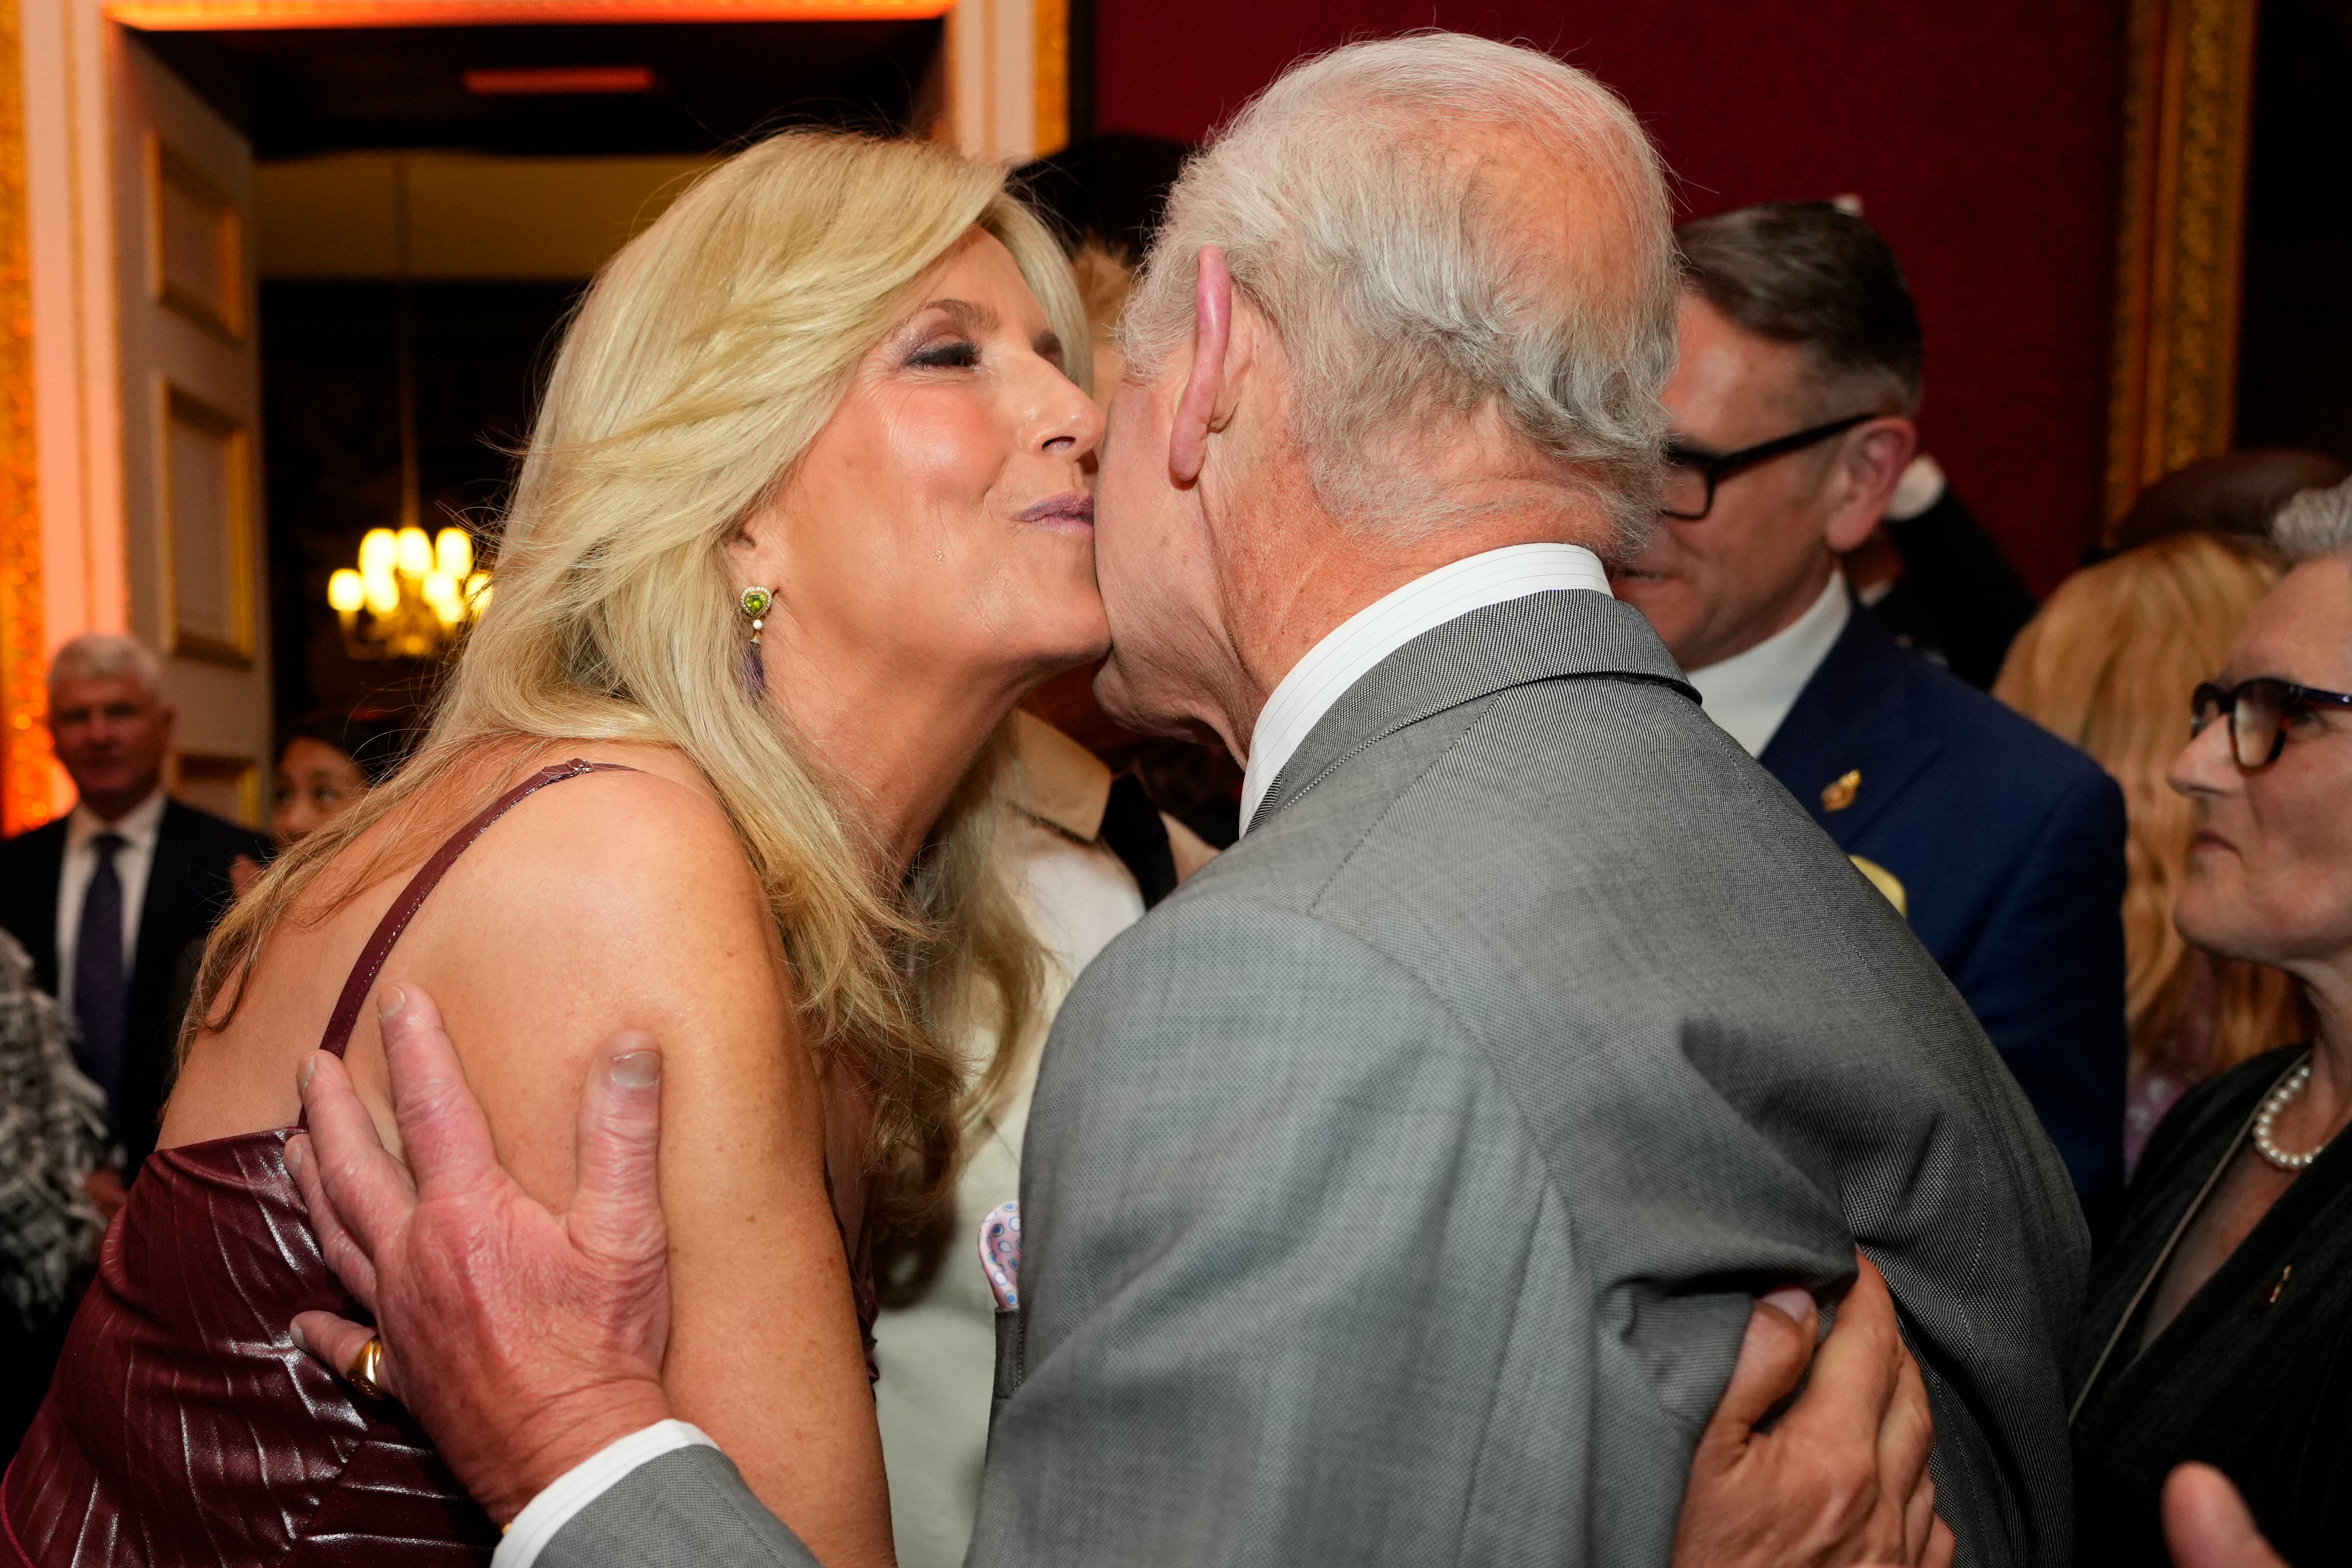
top-left (1672, 1254), bottom-right (1952, 1568)
top-left (283, 984), bottom-right (675, 1526)
top-left (2164, 1464), bottom-right (2288, 1568)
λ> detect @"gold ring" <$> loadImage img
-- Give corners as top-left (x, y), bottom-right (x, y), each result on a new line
top-left (345, 1334), bottom-right (387, 1401)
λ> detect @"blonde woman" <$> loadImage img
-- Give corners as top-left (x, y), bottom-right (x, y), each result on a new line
top-left (1997, 529), bottom-right (2305, 1168)
top-left (6, 130), bottom-right (1099, 1567)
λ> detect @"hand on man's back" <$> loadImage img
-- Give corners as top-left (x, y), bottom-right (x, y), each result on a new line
top-left (284, 984), bottom-right (675, 1527)
top-left (1675, 1260), bottom-right (1952, 1568)
top-left (284, 985), bottom-right (1954, 1565)
top-left (2164, 1465), bottom-right (2289, 1568)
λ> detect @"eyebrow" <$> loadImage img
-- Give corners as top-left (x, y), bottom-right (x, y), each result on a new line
top-left (917, 296), bottom-right (1065, 364)
top-left (924, 298), bottom-right (998, 333)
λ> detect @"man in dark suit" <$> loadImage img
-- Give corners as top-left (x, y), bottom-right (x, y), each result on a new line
top-left (1614, 201), bottom-right (2128, 1231)
top-left (0, 633), bottom-right (268, 1176)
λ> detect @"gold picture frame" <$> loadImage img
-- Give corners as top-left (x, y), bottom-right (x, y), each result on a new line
top-left (2104, 0), bottom-right (2262, 525)
top-left (157, 380), bottom-right (258, 667)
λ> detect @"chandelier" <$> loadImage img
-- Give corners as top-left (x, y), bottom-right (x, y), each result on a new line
top-left (327, 526), bottom-right (491, 660)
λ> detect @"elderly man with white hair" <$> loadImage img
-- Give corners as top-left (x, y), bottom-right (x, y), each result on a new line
top-left (274, 34), bottom-right (2083, 1568)
top-left (0, 635), bottom-right (267, 1170)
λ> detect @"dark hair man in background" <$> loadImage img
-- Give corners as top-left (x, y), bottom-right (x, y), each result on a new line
top-left (0, 634), bottom-right (270, 1176)
top-left (1613, 201), bottom-right (2130, 1232)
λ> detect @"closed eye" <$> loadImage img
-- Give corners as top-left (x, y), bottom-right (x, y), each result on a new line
top-left (909, 338), bottom-right (981, 370)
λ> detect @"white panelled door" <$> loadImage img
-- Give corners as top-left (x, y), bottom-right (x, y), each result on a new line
top-left (112, 30), bottom-right (269, 828)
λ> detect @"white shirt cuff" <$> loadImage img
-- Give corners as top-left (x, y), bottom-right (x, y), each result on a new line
top-left (492, 1419), bottom-right (720, 1568)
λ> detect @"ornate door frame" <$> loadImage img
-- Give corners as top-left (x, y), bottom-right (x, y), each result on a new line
top-left (2105, 0), bottom-right (2262, 527)
top-left (0, 0), bottom-right (40, 835)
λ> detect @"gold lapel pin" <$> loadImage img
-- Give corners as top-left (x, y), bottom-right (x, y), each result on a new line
top-left (1821, 769), bottom-right (1862, 812)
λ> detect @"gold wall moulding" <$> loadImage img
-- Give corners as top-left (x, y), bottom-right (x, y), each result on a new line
top-left (149, 136), bottom-right (246, 343)
top-left (2104, 0), bottom-right (2260, 525)
top-left (0, 0), bottom-right (45, 836)
top-left (107, 0), bottom-right (952, 27)
top-left (171, 750), bottom-right (263, 829)
top-left (158, 383), bottom-right (259, 667)
top-left (1032, 0), bottom-right (1067, 157)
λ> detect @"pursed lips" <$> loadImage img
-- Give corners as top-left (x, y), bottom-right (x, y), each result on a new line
top-left (1019, 492), bottom-right (1095, 532)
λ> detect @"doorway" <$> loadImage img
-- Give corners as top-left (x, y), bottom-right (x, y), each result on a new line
top-left (129, 13), bottom-right (946, 752)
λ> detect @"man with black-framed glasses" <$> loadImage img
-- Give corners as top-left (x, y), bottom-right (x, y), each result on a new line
top-left (1615, 200), bottom-right (2132, 1235)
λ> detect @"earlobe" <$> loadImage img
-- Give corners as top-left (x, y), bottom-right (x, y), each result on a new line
top-left (1168, 246), bottom-right (1234, 486)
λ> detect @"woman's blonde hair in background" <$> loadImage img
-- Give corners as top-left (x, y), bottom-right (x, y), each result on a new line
top-left (196, 130), bottom-right (1092, 1239)
top-left (1997, 530), bottom-right (2305, 1081)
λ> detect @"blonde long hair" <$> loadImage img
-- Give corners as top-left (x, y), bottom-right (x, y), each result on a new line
top-left (197, 131), bottom-right (1091, 1238)
top-left (1996, 530), bottom-right (2305, 1079)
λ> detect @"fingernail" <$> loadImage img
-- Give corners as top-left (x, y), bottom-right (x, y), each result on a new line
top-left (283, 1137), bottom-right (305, 1180)
top-left (1761, 1285), bottom-right (1814, 1324)
top-left (287, 1320), bottom-right (308, 1352)
top-left (298, 1054), bottom-right (316, 1091)
top-left (610, 1050), bottom-right (660, 1089)
top-left (376, 986), bottom-right (407, 1021)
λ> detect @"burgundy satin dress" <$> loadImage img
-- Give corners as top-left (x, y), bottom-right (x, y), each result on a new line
top-left (3, 761), bottom-right (627, 1566)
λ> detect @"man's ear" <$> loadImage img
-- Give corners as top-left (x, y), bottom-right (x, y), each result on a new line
top-left (1821, 417), bottom-right (1919, 554)
top-left (1168, 245), bottom-right (1235, 486)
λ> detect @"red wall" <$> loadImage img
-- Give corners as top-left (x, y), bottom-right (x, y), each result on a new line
top-left (1094, 0), bottom-right (2130, 596)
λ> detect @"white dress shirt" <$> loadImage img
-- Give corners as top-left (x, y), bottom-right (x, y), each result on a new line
top-left (1239, 543), bottom-right (1615, 833)
top-left (1684, 572), bottom-right (1850, 758)
top-left (53, 788), bottom-right (167, 1018)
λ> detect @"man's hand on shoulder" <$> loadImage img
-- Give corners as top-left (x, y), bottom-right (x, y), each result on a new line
top-left (285, 984), bottom-right (674, 1526)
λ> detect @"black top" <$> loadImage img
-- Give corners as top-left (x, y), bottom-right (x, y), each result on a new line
top-left (2070, 1045), bottom-right (2352, 1566)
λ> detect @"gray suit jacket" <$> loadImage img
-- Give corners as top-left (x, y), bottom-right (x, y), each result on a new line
top-left (548, 591), bottom-right (2086, 1567)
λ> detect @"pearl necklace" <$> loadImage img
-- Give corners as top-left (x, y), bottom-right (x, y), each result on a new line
top-left (2252, 1059), bottom-right (2328, 1172)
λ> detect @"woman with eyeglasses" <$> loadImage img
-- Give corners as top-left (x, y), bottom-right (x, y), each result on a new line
top-left (2070, 481), bottom-right (2352, 1565)
top-left (1996, 532), bottom-right (2306, 1173)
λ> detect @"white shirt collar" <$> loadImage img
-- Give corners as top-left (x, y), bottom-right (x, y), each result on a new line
top-left (67, 787), bottom-right (167, 852)
top-left (1685, 571), bottom-right (1851, 757)
top-left (1238, 543), bottom-right (1613, 834)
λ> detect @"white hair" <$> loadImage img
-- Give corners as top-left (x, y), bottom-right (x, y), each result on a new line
top-left (1121, 32), bottom-right (1678, 553)
top-left (2273, 476), bottom-right (2352, 562)
top-left (47, 633), bottom-right (165, 701)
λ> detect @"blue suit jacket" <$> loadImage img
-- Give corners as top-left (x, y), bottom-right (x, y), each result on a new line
top-left (1760, 603), bottom-right (2128, 1234)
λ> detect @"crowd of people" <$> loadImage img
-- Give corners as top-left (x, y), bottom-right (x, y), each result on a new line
top-left (0, 29), bottom-right (2345, 1568)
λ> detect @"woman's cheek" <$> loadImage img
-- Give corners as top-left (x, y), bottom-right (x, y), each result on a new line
top-left (882, 392), bottom-right (1006, 499)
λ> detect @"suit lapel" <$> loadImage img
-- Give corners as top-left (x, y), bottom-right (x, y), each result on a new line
top-left (1758, 605), bottom-right (1943, 848)
top-left (8, 821), bottom-right (69, 991)
top-left (1251, 590), bottom-right (1695, 831)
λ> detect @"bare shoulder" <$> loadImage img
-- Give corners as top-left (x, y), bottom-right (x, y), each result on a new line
top-left (455, 746), bottom-right (767, 929)
top-left (344, 742), bottom-right (801, 1197)
top-left (399, 741), bottom-right (780, 1024)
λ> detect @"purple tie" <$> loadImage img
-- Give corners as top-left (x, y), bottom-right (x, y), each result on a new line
top-left (72, 831), bottom-right (128, 1115)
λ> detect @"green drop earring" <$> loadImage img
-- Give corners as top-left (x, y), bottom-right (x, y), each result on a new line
top-left (740, 587), bottom-right (773, 698)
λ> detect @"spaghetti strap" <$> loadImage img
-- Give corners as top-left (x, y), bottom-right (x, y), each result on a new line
top-left (315, 758), bottom-right (638, 1059)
